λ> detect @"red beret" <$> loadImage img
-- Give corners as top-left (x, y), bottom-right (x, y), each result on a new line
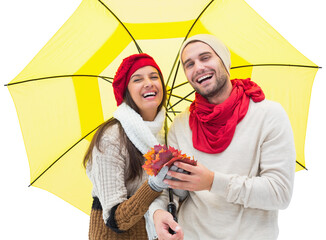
top-left (112, 53), bottom-right (163, 106)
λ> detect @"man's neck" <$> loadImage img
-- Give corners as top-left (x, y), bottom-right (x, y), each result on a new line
top-left (207, 79), bottom-right (232, 105)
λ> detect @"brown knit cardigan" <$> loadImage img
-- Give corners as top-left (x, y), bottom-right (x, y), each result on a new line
top-left (89, 180), bottom-right (161, 240)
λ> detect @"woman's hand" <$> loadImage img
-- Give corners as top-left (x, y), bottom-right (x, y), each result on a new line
top-left (148, 166), bottom-right (170, 192)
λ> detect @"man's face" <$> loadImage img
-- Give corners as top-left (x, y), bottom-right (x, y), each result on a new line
top-left (181, 41), bottom-right (229, 99)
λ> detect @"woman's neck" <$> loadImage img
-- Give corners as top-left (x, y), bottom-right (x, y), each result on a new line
top-left (140, 109), bottom-right (157, 121)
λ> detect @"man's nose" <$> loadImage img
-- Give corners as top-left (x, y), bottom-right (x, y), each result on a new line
top-left (195, 61), bottom-right (205, 72)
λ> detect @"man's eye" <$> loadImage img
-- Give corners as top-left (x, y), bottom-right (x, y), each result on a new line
top-left (202, 56), bottom-right (210, 61)
top-left (185, 62), bottom-right (194, 68)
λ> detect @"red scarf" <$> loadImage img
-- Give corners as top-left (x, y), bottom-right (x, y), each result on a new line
top-left (189, 78), bottom-right (265, 154)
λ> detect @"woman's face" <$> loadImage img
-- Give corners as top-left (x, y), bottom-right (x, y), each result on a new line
top-left (127, 66), bottom-right (163, 121)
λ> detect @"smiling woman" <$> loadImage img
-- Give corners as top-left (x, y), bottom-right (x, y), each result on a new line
top-left (1, 0), bottom-right (325, 239)
top-left (128, 66), bottom-right (164, 121)
top-left (82, 53), bottom-right (172, 240)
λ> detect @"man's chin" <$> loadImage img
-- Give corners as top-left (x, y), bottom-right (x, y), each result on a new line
top-left (195, 86), bottom-right (215, 98)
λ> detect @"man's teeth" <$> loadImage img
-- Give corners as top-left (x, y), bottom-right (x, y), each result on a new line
top-left (143, 92), bottom-right (156, 98)
top-left (197, 75), bottom-right (212, 83)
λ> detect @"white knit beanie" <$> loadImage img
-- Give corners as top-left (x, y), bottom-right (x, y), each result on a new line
top-left (180, 34), bottom-right (231, 75)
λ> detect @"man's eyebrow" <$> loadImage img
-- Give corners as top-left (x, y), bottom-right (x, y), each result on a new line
top-left (183, 51), bottom-right (212, 66)
top-left (183, 58), bottom-right (192, 66)
top-left (199, 51), bottom-right (212, 57)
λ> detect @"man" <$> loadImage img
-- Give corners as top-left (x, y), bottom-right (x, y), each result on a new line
top-left (149, 34), bottom-right (296, 240)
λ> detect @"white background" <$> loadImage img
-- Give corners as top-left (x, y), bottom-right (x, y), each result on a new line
top-left (0, 0), bottom-right (325, 239)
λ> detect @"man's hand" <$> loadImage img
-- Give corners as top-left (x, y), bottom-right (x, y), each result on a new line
top-left (153, 209), bottom-right (184, 240)
top-left (164, 162), bottom-right (214, 191)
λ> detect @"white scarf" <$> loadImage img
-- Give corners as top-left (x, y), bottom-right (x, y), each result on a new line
top-left (113, 102), bottom-right (166, 154)
top-left (113, 102), bottom-right (165, 240)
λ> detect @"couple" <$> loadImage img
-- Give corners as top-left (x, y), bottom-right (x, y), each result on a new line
top-left (83, 34), bottom-right (296, 240)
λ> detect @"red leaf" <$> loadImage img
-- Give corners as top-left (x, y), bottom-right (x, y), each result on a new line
top-left (142, 144), bottom-right (197, 176)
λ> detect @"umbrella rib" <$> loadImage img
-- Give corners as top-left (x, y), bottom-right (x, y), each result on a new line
top-left (166, 0), bottom-right (215, 86)
top-left (167, 101), bottom-right (178, 117)
top-left (98, 0), bottom-right (142, 53)
top-left (184, 0), bottom-right (215, 40)
top-left (167, 61), bottom-right (181, 106)
top-left (27, 98), bottom-right (307, 187)
top-left (170, 94), bottom-right (193, 103)
top-left (167, 81), bottom-right (189, 92)
top-left (4, 74), bottom-right (113, 87)
top-left (296, 160), bottom-right (308, 171)
top-left (167, 110), bottom-right (181, 114)
top-left (28, 122), bottom-right (105, 187)
top-left (165, 0), bottom-right (215, 108)
top-left (165, 57), bottom-right (179, 87)
top-left (166, 112), bottom-right (173, 122)
top-left (231, 64), bottom-right (321, 70)
top-left (168, 90), bottom-right (195, 111)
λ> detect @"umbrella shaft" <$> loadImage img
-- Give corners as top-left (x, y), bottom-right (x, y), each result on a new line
top-left (167, 201), bottom-right (178, 234)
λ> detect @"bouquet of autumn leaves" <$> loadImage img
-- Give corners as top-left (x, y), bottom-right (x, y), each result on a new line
top-left (142, 144), bottom-right (197, 176)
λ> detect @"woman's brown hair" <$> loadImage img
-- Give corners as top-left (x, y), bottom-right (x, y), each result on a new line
top-left (83, 72), bottom-right (166, 183)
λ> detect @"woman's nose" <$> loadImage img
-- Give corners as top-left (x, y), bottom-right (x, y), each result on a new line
top-left (144, 77), bottom-right (153, 88)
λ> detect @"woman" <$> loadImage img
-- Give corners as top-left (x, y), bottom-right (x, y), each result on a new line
top-left (83, 53), bottom-right (170, 239)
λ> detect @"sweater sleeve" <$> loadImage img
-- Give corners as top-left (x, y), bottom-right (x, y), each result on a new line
top-left (87, 128), bottom-right (128, 222)
top-left (211, 103), bottom-right (296, 210)
top-left (111, 180), bottom-right (161, 231)
top-left (87, 125), bottom-right (162, 232)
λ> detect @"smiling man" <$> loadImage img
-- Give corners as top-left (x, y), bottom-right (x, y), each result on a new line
top-left (181, 38), bottom-right (231, 104)
top-left (149, 34), bottom-right (296, 240)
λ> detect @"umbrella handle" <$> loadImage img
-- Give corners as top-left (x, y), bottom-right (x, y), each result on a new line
top-left (167, 188), bottom-right (178, 234)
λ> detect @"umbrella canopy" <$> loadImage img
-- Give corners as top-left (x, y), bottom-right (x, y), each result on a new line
top-left (6, 0), bottom-right (319, 214)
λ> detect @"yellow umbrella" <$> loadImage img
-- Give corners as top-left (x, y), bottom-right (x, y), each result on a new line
top-left (6, 0), bottom-right (319, 215)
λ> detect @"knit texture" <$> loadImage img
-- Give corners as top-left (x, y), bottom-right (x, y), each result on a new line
top-left (87, 106), bottom-right (165, 239)
top-left (115, 180), bottom-right (161, 231)
top-left (114, 102), bottom-right (165, 154)
top-left (88, 181), bottom-right (161, 240)
top-left (189, 78), bottom-right (264, 153)
top-left (89, 207), bottom-right (148, 240)
top-left (150, 99), bottom-right (295, 240)
top-left (112, 53), bottom-right (162, 106)
top-left (180, 34), bottom-right (231, 74)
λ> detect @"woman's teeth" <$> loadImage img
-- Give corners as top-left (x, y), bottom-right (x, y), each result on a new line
top-left (143, 92), bottom-right (156, 98)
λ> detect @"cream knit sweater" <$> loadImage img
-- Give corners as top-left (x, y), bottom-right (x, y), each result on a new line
top-left (87, 103), bottom-right (165, 239)
top-left (149, 99), bottom-right (296, 240)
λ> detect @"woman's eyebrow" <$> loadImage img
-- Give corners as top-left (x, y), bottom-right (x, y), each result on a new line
top-left (130, 74), bottom-right (142, 80)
